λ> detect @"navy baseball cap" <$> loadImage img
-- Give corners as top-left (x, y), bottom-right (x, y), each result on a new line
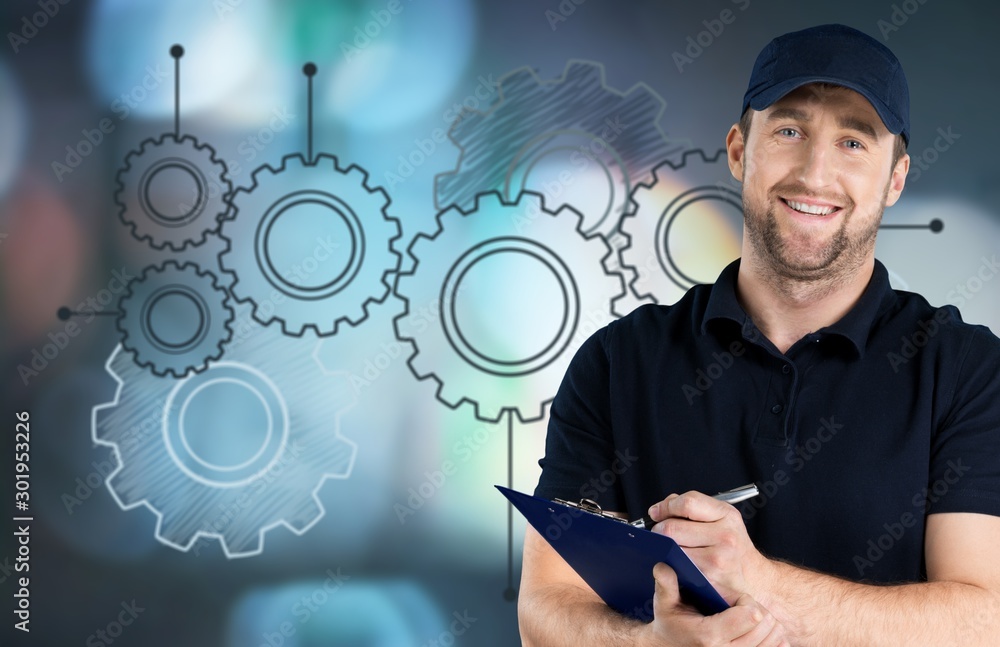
top-left (742, 24), bottom-right (910, 145)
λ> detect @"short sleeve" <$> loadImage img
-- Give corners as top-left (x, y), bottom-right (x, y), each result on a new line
top-left (928, 326), bottom-right (1000, 517)
top-left (534, 324), bottom-right (625, 511)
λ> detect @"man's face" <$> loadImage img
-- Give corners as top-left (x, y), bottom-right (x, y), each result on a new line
top-left (727, 84), bottom-right (909, 281)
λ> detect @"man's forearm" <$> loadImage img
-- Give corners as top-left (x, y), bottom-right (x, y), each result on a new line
top-left (760, 560), bottom-right (1000, 646)
top-left (519, 583), bottom-right (645, 647)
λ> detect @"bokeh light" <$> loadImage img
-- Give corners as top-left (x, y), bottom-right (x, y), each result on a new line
top-left (0, 59), bottom-right (27, 197)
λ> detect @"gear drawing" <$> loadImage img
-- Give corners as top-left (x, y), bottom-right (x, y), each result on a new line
top-left (219, 154), bottom-right (401, 336)
top-left (620, 148), bottom-right (744, 305)
top-left (116, 261), bottom-right (234, 378)
top-left (394, 191), bottom-right (623, 423)
top-left (116, 134), bottom-right (231, 250)
top-left (434, 60), bottom-right (689, 239)
top-left (92, 301), bottom-right (358, 558)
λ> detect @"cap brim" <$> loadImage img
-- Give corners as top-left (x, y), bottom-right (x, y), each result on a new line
top-left (747, 76), bottom-right (905, 141)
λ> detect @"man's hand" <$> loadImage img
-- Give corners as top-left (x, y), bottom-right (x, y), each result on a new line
top-left (647, 491), bottom-right (776, 601)
top-left (638, 562), bottom-right (789, 647)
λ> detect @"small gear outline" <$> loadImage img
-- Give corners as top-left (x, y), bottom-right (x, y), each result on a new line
top-left (619, 148), bottom-right (744, 304)
top-left (92, 302), bottom-right (358, 558)
top-left (116, 261), bottom-right (234, 378)
top-left (434, 59), bottom-right (691, 238)
top-left (394, 191), bottom-right (624, 423)
top-left (116, 133), bottom-right (232, 251)
top-left (219, 153), bottom-right (401, 337)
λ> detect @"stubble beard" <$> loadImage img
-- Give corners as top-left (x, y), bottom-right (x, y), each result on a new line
top-left (742, 181), bottom-right (889, 291)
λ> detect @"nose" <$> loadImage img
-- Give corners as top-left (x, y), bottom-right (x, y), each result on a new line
top-left (796, 140), bottom-right (836, 189)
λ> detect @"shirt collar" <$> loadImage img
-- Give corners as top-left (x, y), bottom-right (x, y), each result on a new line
top-left (701, 258), bottom-right (897, 358)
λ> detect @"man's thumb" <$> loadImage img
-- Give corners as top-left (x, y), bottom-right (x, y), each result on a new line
top-left (652, 562), bottom-right (682, 609)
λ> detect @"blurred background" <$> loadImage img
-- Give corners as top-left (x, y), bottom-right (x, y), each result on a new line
top-left (1, 0), bottom-right (998, 644)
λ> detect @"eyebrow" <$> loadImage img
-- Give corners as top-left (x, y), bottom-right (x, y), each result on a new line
top-left (764, 107), bottom-right (881, 140)
top-left (764, 107), bottom-right (809, 123)
top-left (835, 115), bottom-right (879, 140)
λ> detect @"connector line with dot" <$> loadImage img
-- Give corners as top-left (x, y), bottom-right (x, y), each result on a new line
top-left (56, 306), bottom-right (119, 321)
top-left (170, 44), bottom-right (184, 137)
top-left (505, 411), bottom-right (517, 602)
top-left (303, 62), bottom-right (317, 164)
top-left (880, 218), bottom-right (944, 232)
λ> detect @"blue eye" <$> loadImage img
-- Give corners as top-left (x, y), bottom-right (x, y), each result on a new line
top-left (844, 140), bottom-right (864, 150)
top-left (778, 128), bottom-right (799, 138)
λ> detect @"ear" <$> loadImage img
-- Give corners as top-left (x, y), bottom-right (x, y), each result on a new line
top-left (885, 151), bottom-right (909, 207)
top-left (726, 124), bottom-right (745, 183)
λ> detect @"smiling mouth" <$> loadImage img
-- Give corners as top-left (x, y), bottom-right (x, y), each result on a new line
top-left (781, 198), bottom-right (842, 217)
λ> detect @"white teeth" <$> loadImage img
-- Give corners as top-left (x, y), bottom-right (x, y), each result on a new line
top-left (785, 199), bottom-right (836, 216)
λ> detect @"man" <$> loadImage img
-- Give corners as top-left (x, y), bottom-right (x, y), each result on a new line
top-left (519, 24), bottom-right (1000, 646)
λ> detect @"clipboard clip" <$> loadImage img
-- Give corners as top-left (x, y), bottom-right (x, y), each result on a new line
top-left (553, 483), bottom-right (760, 530)
top-left (552, 497), bottom-right (629, 524)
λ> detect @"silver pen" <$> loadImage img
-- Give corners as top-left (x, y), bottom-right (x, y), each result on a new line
top-left (629, 483), bottom-right (760, 529)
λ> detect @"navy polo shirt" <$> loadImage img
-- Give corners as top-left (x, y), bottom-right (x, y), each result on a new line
top-left (535, 259), bottom-right (1000, 583)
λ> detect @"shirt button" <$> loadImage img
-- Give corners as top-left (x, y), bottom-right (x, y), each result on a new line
top-left (771, 404), bottom-right (783, 414)
top-left (781, 364), bottom-right (791, 374)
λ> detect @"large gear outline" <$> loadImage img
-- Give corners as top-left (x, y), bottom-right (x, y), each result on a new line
top-left (219, 154), bottom-right (401, 337)
top-left (116, 134), bottom-right (231, 251)
top-left (117, 261), bottom-right (234, 378)
top-left (620, 148), bottom-right (744, 305)
top-left (92, 302), bottom-right (358, 558)
top-left (434, 59), bottom-right (690, 239)
top-left (394, 191), bottom-right (624, 423)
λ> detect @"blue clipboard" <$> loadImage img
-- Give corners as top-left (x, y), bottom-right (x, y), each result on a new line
top-left (499, 485), bottom-right (729, 620)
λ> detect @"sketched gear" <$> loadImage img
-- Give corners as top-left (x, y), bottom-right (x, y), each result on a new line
top-left (219, 154), bottom-right (401, 336)
top-left (116, 261), bottom-right (233, 378)
top-left (116, 134), bottom-right (231, 250)
top-left (394, 191), bottom-right (623, 423)
top-left (92, 301), bottom-right (358, 558)
top-left (435, 60), bottom-right (689, 239)
top-left (620, 149), bottom-right (744, 305)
